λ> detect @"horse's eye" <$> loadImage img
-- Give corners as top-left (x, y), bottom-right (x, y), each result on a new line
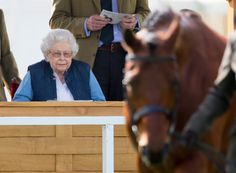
top-left (123, 61), bottom-right (141, 87)
top-left (148, 42), bottom-right (157, 55)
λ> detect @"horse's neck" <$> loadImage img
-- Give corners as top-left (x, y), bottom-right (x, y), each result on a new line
top-left (174, 16), bottom-right (226, 130)
top-left (176, 14), bottom-right (226, 79)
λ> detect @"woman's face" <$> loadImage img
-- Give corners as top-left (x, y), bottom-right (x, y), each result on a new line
top-left (47, 42), bottom-right (73, 75)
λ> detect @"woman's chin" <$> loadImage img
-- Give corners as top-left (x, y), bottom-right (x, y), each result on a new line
top-left (55, 68), bottom-right (67, 74)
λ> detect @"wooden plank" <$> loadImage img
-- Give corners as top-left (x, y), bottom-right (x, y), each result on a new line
top-left (56, 126), bottom-right (72, 137)
top-left (56, 155), bottom-right (72, 171)
top-left (0, 126), bottom-right (55, 137)
top-left (0, 137), bottom-right (135, 154)
top-left (0, 106), bottom-right (122, 116)
top-left (114, 125), bottom-right (129, 136)
top-left (56, 126), bottom-right (73, 171)
top-left (0, 172), bottom-right (137, 173)
top-left (73, 125), bottom-right (102, 136)
top-left (0, 155), bottom-right (55, 171)
top-left (0, 102), bottom-right (124, 116)
top-left (72, 125), bottom-right (128, 137)
top-left (0, 125), bottom-right (129, 138)
top-left (73, 154), bottom-right (137, 171)
top-left (0, 101), bottom-right (123, 107)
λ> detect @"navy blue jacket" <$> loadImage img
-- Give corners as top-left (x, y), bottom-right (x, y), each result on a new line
top-left (28, 59), bottom-right (91, 101)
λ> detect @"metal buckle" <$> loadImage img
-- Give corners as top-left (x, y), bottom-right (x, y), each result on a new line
top-left (111, 43), bottom-right (116, 52)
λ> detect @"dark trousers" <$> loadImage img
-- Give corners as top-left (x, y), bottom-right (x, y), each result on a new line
top-left (226, 118), bottom-right (236, 173)
top-left (92, 44), bottom-right (126, 101)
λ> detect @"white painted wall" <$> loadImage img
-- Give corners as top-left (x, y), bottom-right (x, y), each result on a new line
top-left (0, 0), bottom-right (228, 100)
top-left (0, 0), bottom-right (51, 77)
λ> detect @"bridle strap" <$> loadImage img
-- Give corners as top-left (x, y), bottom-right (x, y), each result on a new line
top-left (132, 105), bottom-right (171, 125)
top-left (126, 54), bottom-right (176, 63)
top-left (172, 132), bottom-right (227, 173)
top-left (124, 52), bottom-right (180, 165)
top-left (125, 53), bottom-right (180, 136)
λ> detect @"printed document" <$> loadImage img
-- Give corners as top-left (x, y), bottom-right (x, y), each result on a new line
top-left (100, 10), bottom-right (128, 24)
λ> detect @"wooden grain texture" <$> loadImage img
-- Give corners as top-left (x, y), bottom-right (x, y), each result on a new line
top-left (0, 126), bottom-right (55, 136)
top-left (56, 155), bottom-right (72, 171)
top-left (0, 137), bottom-right (135, 154)
top-left (72, 125), bottom-right (128, 137)
top-left (0, 155), bottom-right (55, 171)
top-left (0, 102), bottom-right (124, 116)
top-left (0, 126), bottom-right (128, 137)
top-left (73, 154), bottom-right (137, 171)
top-left (0, 102), bottom-right (137, 173)
top-left (0, 172), bottom-right (137, 173)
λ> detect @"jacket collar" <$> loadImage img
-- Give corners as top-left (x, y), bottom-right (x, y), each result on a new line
top-left (93, 0), bottom-right (123, 12)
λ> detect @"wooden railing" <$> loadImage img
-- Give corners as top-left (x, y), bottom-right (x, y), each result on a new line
top-left (0, 102), bottom-right (137, 173)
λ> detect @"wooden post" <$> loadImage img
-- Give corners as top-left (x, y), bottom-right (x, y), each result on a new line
top-left (227, 0), bottom-right (236, 33)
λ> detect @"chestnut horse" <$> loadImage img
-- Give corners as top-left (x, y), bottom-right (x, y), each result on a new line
top-left (123, 6), bottom-right (235, 173)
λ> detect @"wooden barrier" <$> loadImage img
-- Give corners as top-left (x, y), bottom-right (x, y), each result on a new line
top-left (0, 102), bottom-right (137, 173)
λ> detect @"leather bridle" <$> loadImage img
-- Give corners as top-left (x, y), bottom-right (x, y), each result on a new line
top-left (124, 54), bottom-right (229, 172)
top-left (124, 54), bottom-right (180, 166)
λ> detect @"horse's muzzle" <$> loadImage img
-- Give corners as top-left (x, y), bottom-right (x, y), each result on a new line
top-left (139, 143), bottom-right (170, 167)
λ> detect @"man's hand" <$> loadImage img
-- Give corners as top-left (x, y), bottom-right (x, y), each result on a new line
top-left (86, 15), bottom-right (109, 31)
top-left (10, 77), bottom-right (20, 99)
top-left (120, 15), bottom-right (137, 30)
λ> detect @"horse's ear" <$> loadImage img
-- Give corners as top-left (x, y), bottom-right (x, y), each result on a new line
top-left (156, 16), bottom-right (180, 45)
top-left (124, 29), bottom-right (136, 47)
top-left (122, 29), bottom-right (141, 53)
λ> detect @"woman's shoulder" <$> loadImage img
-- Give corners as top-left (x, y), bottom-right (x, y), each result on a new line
top-left (28, 60), bottom-right (49, 71)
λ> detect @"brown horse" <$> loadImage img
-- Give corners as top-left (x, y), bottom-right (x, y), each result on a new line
top-left (122, 6), bottom-right (235, 173)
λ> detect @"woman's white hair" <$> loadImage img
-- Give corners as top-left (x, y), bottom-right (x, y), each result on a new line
top-left (41, 29), bottom-right (79, 59)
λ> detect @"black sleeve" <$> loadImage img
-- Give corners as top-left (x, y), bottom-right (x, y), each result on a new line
top-left (184, 69), bottom-right (236, 135)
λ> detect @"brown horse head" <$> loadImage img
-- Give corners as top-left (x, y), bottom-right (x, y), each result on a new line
top-left (123, 6), bottom-right (182, 170)
top-left (123, 5), bottom-right (227, 173)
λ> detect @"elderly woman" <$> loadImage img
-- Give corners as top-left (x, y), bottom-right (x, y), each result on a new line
top-left (13, 29), bottom-right (105, 101)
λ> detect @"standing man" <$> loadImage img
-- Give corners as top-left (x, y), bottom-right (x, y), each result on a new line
top-left (0, 9), bottom-right (21, 101)
top-left (49, 0), bottom-right (150, 101)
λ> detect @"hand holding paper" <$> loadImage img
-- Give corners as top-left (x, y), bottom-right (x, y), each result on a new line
top-left (100, 10), bottom-right (128, 24)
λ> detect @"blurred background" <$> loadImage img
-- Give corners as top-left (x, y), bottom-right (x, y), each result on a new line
top-left (0, 0), bottom-right (229, 99)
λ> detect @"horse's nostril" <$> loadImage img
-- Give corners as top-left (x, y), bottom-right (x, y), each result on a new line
top-left (139, 146), bottom-right (153, 167)
top-left (139, 144), bottom-right (169, 167)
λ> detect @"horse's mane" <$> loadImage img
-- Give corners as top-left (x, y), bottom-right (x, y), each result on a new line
top-left (178, 9), bottom-right (227, 129)
top-left (141, 7), bottom-right (227, 129)
top-left (143, 7), bottom-right (175, 31)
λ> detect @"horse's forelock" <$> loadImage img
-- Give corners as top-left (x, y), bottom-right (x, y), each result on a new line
top-left (143, 7), bottom-right (175, 31)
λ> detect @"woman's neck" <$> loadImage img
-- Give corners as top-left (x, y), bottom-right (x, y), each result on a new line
top-left (54, 72), bottom-right (65, 84)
